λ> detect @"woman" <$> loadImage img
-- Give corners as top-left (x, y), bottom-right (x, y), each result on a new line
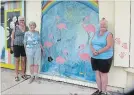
top-left (90, 18), bottom-right (113, 95)
top-left (11, 16), bottom-right (28, 81)
top-left (24, 21), bottom-right (43, 84)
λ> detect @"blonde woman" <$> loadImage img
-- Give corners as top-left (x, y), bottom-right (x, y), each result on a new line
top-left (90, 18), bottom-right (113, 95)
top-left (11, 16), bottom-right (28, 81)
top-left (24, 21), bottom-right (43, 84)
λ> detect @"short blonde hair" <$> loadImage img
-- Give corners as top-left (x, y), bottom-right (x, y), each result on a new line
top-left (100, 18), bottom-right (108, 29)
top-left (29, 21), bottom-right (36, 27)
top-left (18, 16), bottom-right (25, 21)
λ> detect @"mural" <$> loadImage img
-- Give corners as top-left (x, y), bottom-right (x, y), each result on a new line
top-left (40, 1), bottom-right (99, 82)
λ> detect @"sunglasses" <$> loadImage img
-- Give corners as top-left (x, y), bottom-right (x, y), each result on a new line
top-left (19, 20), bottom-right (24, 21)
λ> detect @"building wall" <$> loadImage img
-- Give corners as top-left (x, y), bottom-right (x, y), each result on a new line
top-left (25, 1), bottom-right (41, 31)
top-left (25, 0), bottom-right (134, 90)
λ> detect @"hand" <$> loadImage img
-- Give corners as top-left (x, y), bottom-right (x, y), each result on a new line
top-left (41, 49), bottom-right (45, 57)
top-left (93, 50), bottom-right (99, 56)
top-left (10, 46), bottom-right (14, 54)
top-left (11, 47), bottom-right (14, 51)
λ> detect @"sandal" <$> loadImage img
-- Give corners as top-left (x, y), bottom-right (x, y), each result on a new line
top-left (29, 76), bottom-right (35, 84)
top-left (35, 76), bottom-right (41, 84)
top-left (15, 76), bottom-right (20, 81)
top-left (21, 75), bottom-right (28, 80)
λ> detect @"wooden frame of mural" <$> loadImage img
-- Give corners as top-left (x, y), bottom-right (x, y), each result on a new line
top-left (0, 1), bottom-right (24, 69)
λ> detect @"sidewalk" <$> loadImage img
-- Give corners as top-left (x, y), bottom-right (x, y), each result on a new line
top-left (1, 68), bottom-right (122, 95)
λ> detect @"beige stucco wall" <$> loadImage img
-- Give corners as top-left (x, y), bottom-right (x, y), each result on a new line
top-left (25, 1), bottom-right (41, 31)
top-left (25, 0), bottom-right (134, 91)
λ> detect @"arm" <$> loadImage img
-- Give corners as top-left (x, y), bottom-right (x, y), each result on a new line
top-left (40, 44), bottom-right (44, 51)
top-left (98, 33), bottom-right (113, 54)
top-left (24, 33), bottom-right (27, 49)
top-left (11, 29), bottom-right (15, 47)
top-left (39, 38), bottom-right (44, 51)
top-left (90, 33), bottom-right (98, 55)
top-left (37, 31), bottom-right (44, 51)
top-left (90, 43), bottom-right (95, 53)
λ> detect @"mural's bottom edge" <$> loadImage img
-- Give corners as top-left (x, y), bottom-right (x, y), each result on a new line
top-left (38, 74), bottom-right (124, 93)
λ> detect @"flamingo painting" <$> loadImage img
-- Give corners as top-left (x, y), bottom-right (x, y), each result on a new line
top-left (56, 23), bottom-right (67, 41)
top-left (56, 56), bottom-right (66, 74)
top-left (82, 16), bottom-right (96, 44)
top-left (56, 56), bottom-right (66, 64)
top-left (57, 23), bottom-right (67, 30)
top-left (79, 53), bottom-right (91, 62)
top-left (44, 41), bottom-right (53, 48)
top-left (82, 23), bottom-right (96, 44)
top-left (44, 41), bottom-right (53, 62)
top-left (78, 44), bottom-right (91, 76)
top-left (78, 44), bottom-right (91, 62)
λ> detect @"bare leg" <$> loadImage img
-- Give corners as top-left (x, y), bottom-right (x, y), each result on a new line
top-left (30, 64), bottom-right (34, 75)
top-left (29, 64), bottom-right (35, 84)
top-left (21, 57), bottom-right (26, 75)
top-left (96, 71), bottom-right (102, 91)
top-left (15, 57), bottom-right (20, 77)
top-left (34, 64), bottom-right (39, 75)
top-left (34, 64), bottom-right (41, 83)
top-left (100, 72), bottom-right (108, 92)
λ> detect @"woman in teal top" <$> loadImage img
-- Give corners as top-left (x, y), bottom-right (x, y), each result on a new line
top-left (90, 18), bottom-right (113, 95)
top-left (24, 21), bottom-right (43, 84)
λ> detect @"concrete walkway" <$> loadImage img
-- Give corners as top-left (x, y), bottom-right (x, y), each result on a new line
top-left (1, 68), bottom-right (122, 95)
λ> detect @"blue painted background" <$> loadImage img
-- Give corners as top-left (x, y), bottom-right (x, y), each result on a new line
top-left (40, 1), bottom-right (99, 82)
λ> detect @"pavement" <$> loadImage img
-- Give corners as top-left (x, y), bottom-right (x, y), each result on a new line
top-left (0, 68), bottom-right (123, 95)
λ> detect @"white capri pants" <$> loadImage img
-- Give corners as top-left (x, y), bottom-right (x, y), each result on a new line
top-left (26, 45), bottom-right (41, 66)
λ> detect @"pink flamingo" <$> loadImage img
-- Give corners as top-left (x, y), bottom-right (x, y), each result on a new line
top-left (56, 56), bottom-right (66, 73)
top-left (44, 41), bottom-right (53, 48)
top-left (78, 44), bottom-right (91, 76)
top-left (56, 23), bottom-right (67, 41)
top-left (57, 23), bottom-right (67, 30)
top-left (82, 16), bottom-right (96, 44)
top-left (78, 44), bottom-right (91, 62)
top-left (56, 56), bottom-right (66, 64)
top-left (82, 23), bottom-right (96, 44)
top-left (44, 41), bottom-right (53, 61)
top-left (79, 53), bottom-right (91, 62)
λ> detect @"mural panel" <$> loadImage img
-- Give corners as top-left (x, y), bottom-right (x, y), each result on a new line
top-left (41, 1), bottom-right (99, 82)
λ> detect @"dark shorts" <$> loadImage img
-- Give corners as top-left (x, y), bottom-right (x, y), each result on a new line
top-left (13, 45), bottom-right (26, 57)
top-left (91, 57), bottom-right (113, 73)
